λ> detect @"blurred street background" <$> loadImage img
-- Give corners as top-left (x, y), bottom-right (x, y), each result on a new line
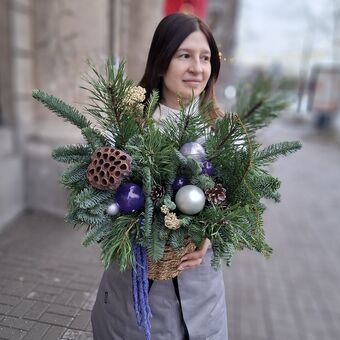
top-left (1, 0), bottom-right (340, 339)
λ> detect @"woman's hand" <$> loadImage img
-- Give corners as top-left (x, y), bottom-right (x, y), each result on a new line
top-left (178, 238), bottom-right (211, 271)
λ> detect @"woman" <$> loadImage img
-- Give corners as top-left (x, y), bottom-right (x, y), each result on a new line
top-left (91, 13), bottom-right (228, 340)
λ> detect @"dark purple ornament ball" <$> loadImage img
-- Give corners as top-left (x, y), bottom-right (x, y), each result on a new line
top-left (201, 161), bottom-right (214, 176)
top-left (172, 176), bottom-right (189, 192)
top-left (115, 183), bottom-right (145, 213)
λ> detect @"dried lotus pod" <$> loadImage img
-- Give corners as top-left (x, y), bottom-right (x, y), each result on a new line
top-left (86, 147), bottom-right (132, 190)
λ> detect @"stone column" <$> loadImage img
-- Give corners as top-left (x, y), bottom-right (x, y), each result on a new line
top-left (26, 0), bottom-right (111, 215)
top-left (0, 0), bottom-right (14, 127)
top-left (10, 0), bottom-right (35, 149)
top-left (126, 0), bottom-right (163, 83)
top-left (32, 0), bottom-right (110, 141)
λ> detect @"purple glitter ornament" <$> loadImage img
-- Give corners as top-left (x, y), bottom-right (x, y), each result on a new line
top-left (172, 176), bottom-right (189, 192)
top-left (179, 142), bottom-right (206, 161)
top-left (115, 183), bottom-right (145, 213)
top-left (201, 160), bottom-right (214, 176)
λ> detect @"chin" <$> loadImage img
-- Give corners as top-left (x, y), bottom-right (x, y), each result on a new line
top-left (180, 89), bottom-right (202, 101)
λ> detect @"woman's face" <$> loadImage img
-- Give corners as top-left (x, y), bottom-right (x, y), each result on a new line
top-left (161, 30), bottom-right (211, 109)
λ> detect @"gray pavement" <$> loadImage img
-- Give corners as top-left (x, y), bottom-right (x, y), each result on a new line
top-left (1, 117), bottom-right (340, 340)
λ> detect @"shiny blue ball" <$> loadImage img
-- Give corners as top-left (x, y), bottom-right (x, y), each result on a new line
top-left (172, 176), bottom-right (189, 192)
top-left (201, 161), bottom-right (214, 176)
top-left (115, 183), bottom-right (145, 213)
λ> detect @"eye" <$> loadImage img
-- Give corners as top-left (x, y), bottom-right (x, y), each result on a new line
top-left (201, 55), bottom-right (211, 62)
top-left (178, 53), bottom-right (190, 59)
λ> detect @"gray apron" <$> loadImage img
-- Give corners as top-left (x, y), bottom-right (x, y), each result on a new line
top-left (91, 248), bottom-right (228, 340)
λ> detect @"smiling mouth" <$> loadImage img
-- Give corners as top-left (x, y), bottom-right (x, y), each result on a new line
top-left (183, 80), bottom-right (201, 87)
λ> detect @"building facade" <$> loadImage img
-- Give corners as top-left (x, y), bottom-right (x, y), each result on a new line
top-left (0, 0), bottom-right (237, 229)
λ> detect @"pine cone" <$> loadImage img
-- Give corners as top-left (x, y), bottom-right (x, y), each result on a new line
top-left (205, 184), bottom-right (226, 205)
top-left (87, 147), bottom-right (132, 190)
top-left (151, 184), bottom-right (165, 201)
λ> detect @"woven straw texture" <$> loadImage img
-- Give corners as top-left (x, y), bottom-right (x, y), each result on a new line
top-left (148, 240), bottom-right (197, 280)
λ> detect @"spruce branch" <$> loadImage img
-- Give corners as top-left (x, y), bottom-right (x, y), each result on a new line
top-left (75, 187), bottom-right (114, 209)
top-left (81, 127), bottom-right (106, 150)
top-left (32, 89), bottom-right (91, 129)
top-left (254, 141), bottom-right (302, 166)
top-left (141, 167), bottom-right (154, 243)
top-left (169, 228), bottom-right (186, 251)
top-left (60, 163), bottom-right (88, 187)
top-left (101, 215), bottom-right (139, 271)
top-left (148, 217), bottom-right (166, 261)
top-left (52, 144), bottom-right (92, 163)
top-left (83, 223), bottom-right (112, 247)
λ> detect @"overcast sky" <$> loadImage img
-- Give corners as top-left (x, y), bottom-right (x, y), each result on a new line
top-left (235, 0), bottom-right (336, 75)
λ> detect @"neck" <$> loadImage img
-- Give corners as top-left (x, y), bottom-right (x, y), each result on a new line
top-left (160, 97), bottom-right (199, 110)
top-left (159, 98), bottom-right (181, 110)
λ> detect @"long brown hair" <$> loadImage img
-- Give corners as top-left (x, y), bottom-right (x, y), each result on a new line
top-left (139, 13), bottom-right (222, 119)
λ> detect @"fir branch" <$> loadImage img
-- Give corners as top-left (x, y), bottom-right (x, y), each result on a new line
top-left (191, 174), bottom-right (215, 190)
top-left (234, 78), bottom-right (288, 137)
top-left (141, 167), bottom-right (154, 242)
top-left (178, 216), bottom-right (193, 227)
top-left (254, 141), bottom-right (302, 166)
top-left (77, 211), bottom-right (110, 226)
top-left (161, 98), bottom-right (208, 148)
top-left (206, 113), bottom-right (245, 161)
top-left (101, 215), bottom-right (139, 271)
top-left (32, 89), bottom-right (91, 129)
top-left (81, 127), bottom-right (106, 150)
top-left (169, 228), bottom-right (186, 251)
top-left (60, 163), bottom-right (88, 187)
top-left (188, 223), bottom-right (205, 247)
top-left (148, 217), bottom-right (166, 262)
top-left (83, 223), bottom-right (112, 247)
top-left (247, 173), bottom-right (281, 201)
top-left (52, 144), bottom-right (92, 163)
top-left (75, 187), bottom-right (114, 209)
top-left (143, 90), bottom-right (159, 122)
top-left (64, 210), bottom-right (82, 227)
top-left (235, 115), bottom-right (253, 186)
top-left (162, 195), bottom-right (176, 211)
top-left (82, 59), bottom-right (134, 137)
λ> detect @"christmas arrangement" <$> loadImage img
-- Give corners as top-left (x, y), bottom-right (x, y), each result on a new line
top-left (32, 60), bottom-right (301, 339)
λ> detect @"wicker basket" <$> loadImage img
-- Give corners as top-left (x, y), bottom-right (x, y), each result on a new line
top-left (147, 239), bottom-right (197, 280)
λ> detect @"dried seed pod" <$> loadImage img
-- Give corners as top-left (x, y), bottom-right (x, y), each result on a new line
top-left (86, 147), bottom-right (132, 190)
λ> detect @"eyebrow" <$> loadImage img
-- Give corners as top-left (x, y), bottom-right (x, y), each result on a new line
top-left (177, 48), bottom-right (211, 55)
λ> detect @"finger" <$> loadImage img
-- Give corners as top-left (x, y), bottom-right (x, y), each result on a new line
top-left (178, 258), bottom-right (202, 270)
top-left (200, 239), bottom-right (210, 252)
top-left (181, 239), bottom-right (211, 262)
top-left (181, 249), bottom-right (204, 262)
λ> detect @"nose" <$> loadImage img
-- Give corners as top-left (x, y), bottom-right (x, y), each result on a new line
top-left (189, 57), bottom-right (203, 73)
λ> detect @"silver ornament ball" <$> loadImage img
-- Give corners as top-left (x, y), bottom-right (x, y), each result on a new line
top-left (179, 142), bottom-right (206, 161)
top-left (107, 202), bottom-right (120, 215)
top-left (175, 185), bottom-right (206, 215)
top-left (195, 135), bottom-right (207, 145)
